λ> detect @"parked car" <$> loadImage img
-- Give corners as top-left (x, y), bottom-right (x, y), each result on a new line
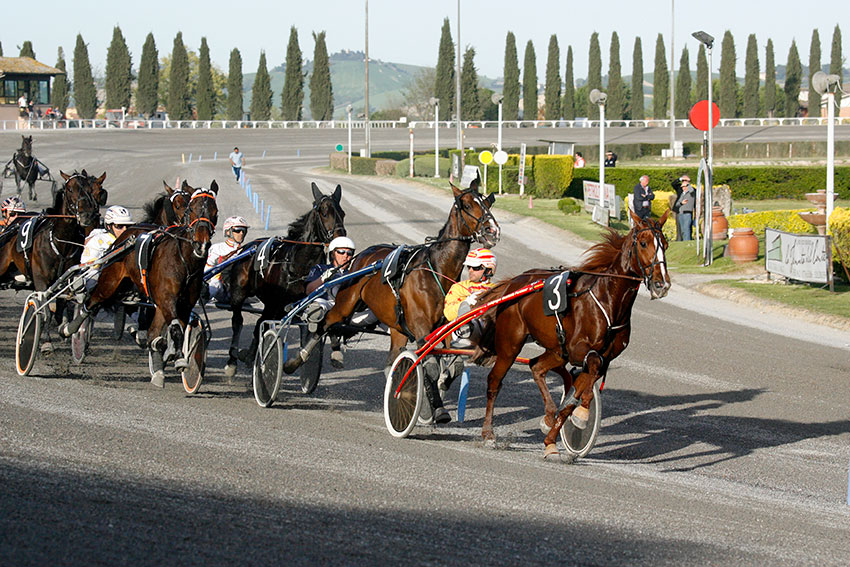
top-left (149, 112), bottom-right (171, 127)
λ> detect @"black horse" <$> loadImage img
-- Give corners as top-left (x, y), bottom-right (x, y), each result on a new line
top-left (221, 182), bottom-right (346, 376)
top-left (11, 135), bottom-right (40, 201)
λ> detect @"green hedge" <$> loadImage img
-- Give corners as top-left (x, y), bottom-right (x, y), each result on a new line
top-left (570, 166), bottom-right (850, 200)
top-left (534, 155), bottom-right (574, 198)
top-left (350, 157), bottom-right (380, 175)
top-left (557, 197), bottom-right (582, 214)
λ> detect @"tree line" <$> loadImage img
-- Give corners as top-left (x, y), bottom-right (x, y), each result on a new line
top-left (11, 27), bottom-right (334, 121)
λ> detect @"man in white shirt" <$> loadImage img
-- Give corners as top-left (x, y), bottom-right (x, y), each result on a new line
top-left (229, 147), bottom-right (245, 181)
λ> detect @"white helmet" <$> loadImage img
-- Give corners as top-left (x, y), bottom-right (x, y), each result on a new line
top-left (463, 248), bottom-right (497, 271)
top-left (104, 205), bottom-right (133, 225)
top-left (328, 236), bottom-right (355, 253)
top-left (223, 216), bottom-right (249, 232)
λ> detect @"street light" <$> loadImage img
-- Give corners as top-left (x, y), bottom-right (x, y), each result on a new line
top-left (346, 104), bottom-right (353, 174)
top-left (492, 92), bottom-right (504, 194)
top-left (692, 31), bottom-right (714, 168)
top-left (693, 30), bottom-right (715, 265)
top-left (812, 71), bottom-right (842, 231)
top-left (430, 97), bottom-right (440, 177)
top-left (364, 0), bottom-right (371, 157)
top-left (590, 89), bottom-right (607, 189)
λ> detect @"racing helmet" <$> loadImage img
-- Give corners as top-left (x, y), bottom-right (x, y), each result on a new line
top-left (328, 236), bottom-right (356, 254)
top-left (2, 196), bottom-right (26, 214)
top-left (223, 216), bottom-right (249, 237)
top-left (463, 248), bottom-right (497, 271)
top-left (104, 205), bottom-right (133, 225)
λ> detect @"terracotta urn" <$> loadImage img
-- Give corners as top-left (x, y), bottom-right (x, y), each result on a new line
top-left (711, 206), bottom-right (728, 241)
top-left (728, 228), bottom-right (759, 263)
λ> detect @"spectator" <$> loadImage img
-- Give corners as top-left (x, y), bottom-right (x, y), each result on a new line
top-left (632, 175), bottom-right (654, 221)
top-left (229, 147), bottom-right (245, 181)
top-left (673, 176), bottom-right (695, 240)
top-left (574, 152), bottom-right (586, 168)
top-left (604, 150), bottom-right (618, 168)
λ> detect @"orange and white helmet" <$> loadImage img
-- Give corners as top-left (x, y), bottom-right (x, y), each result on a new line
top-left (464, 248), bottom-right (497, 271)
top-left (223, 216), bottom-right (249, 232)
top-left (1, 196), bottom-right (26, 214)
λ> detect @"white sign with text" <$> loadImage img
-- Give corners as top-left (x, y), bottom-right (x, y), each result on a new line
top-left (582, 180), bottom-right (619, 218)
top-left (764, 228), bottom-right (832, 284)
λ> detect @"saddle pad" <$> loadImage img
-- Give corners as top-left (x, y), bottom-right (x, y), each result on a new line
top-left (381, 245), bottom-right (408, 286)
top-left (542, 271), bottom-right (574, 317)
top-left (16, 216), bottom-right (43, 253)
top-left (135, 231), bottom-right (158, 275)
top-left (253, 237), bottom-right (276, 275)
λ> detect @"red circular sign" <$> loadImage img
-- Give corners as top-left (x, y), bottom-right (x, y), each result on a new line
top-left (689, 100), bottom-right (721, 131)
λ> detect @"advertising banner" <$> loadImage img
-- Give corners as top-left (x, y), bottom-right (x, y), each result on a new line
top-left (765, 228), bottom-right (832, 284)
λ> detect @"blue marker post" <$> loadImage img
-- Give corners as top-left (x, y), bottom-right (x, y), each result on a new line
top-left (214, 151), bottom-right (217, 161)
top-left (297, 149), bottom-right (301, 158)
top-left (265, 205), bottom-right (271, 231)
top-left (188, 153), bottom-right (193, 163)
top-left (262, 150), bottom-right (267, 159)
top-left (198, 155), bottom-right (202, 162)
top-left (457, 369), bottom-right (470, 422)
top-left (247, 183), bottom-right (252, 200)
top-left (260, 199), bottom-right (265, 221)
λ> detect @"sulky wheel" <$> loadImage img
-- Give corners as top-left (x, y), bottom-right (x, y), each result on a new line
top-left (253, 329), bottom-right (283, 408)
top-left (181, 316), bottom-right (209, 394)
top-left (299, 324), bottom-right (324, 395)
top-left (384, 351), bottom-right (424, 438)
top-left (560, 381), bottom-right (602, 459)
top-left (16, 294), bottom-right (44, 376)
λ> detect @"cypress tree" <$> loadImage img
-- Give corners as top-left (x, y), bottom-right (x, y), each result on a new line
top-left (675, 47), bottom-right (691, 117)
top-left (281, 27), bottom-right (304, 121)
top-left (434, 18), bottom-right (455, 121)
top-left (631, 37), bottom-right (644, 120)
top-left (309, 31), bottom-right (334, 121)
top-left (0, 42), bottom-right (3, 57)
top-left (196, 38), bottom-right (215, 120)
top-left (51, 47), bottom-right (70, 115)
top-left (587, 32), bottom-right (602, 119)
top-left (784, 40), bottom-right (802, 117)
top-left (743, 34), bottom-right (759, 117)
top-left (718, 31), bottom-right (737, 118)
top-left (19, 41), bottom-right (35, 59)
top-left (543, 35), bottom-right (561, 119)
top-left (250, 51), bottom-right (272, 121)
top-left (830, 25), bottom-right (843, 110)
top-left (563, 45), bottom-right (575, 120)
top-left (226, 48), bottom-right (243, 120)
top-left (764, 39), bottom-right (776, 117)
top-left (168, 32), bottom-right (191, 120)
top-left (808, 29), bottom-right (821, 118)
top-left (653, 34), bottom-right (668, 119)
top-left (607, 32), bottom-right (626, 119)
top-left (694, 44), bottom-right (708, 102)
top-left (72, 34), bottom-right (97, 119)
top-left (105, 26), bottom-right (132, 111)
top-left (522, 40), bottom-right (537, 120)
top-left (503, 32), bottom-right (520, 121)
top-left (461, 47), bottom-right (481, 120)
top-left (136, 33), bottom-right (159, 117)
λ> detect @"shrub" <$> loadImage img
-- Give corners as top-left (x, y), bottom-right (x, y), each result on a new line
top-left (727, 209), bottom-right (817, 236)
top-left (395, 159), bottom-right (410, 177)
top-left (829, 207), bottom-right (850, 268)
top-left (557, 197), bottom-right (582, 214)
top-left (533, 155), bottom-right (574, 198)
top-left (375, 159), bottom-right (397, 176)
top-left (413, 155), bottom-right (452, 177)
top-left (329, 152), bottom-right (347, 171)
top-left (350, 156), bottom-right (379, 175)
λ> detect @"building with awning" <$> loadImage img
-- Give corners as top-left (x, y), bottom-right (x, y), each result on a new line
top-left (0, 56), bottom-right (64, 121)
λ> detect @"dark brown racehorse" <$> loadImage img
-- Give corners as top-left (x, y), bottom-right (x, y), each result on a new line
top-left (284, 182), bottom-right (500, 411)
top-left (141, 180), bottom-right (192, 226)
top-left (11, 135), bottom-right (39, 200)
top-left (222, 182), bottom-right (346, 375)
top-left (471, 210), bottom-right (671, 458)
top-left (62, 182), bottom-right (218, 386)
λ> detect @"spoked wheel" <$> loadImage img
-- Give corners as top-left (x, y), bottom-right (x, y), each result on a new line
top-left (181, 316), bottom-right (209, 394)
top-left (70, 306), bottom-right (93, 365)
top-left (253, 329), bottom-right (283, 408)
top-left (16, 294), bottom-right (44, 376)
top-left (560, 381), bottom-right (602, 458)
top-left (384, 351), bottom-right (424, 438)
top-left (299, 324), bottom-right (324, 395)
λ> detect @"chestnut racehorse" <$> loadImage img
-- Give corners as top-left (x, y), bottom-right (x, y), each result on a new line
top-left (471, 210), bottom-right (671, 458)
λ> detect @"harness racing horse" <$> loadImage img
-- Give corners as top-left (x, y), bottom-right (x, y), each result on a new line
top-left (141, 180), bottom-right (192, 226)
top-left (284, 181), bottom-right (500, 412)
top-left (62, 182), bottom-right (219, 387)
top-left (11, 135), bottom-right (39, 200)
top-left (222, 182), bottom-right (346, 376)
top-left (471, 210), bottom-right (671, 458)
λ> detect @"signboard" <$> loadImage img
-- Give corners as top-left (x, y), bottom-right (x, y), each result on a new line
top-left (478, 150), bottom-right (493, 165)
top-left (689, 100), bottom-right (721, 131)
top-left (582, 180), bottom-right (620, 218)
top-left (451, 153), bottom-right (461, 180)
top-left (460, 165), bottom-right (481, 189)
top-left (493, 150), bottom-right (508, 165)
top-left (591, 205), bottom-right (610, 227)
top-left (764, 228), bottom-right (832, 284)
top-left (518, 143), bottom-right (527, 196)
top-left (335, 143), bottom-right (344, 152)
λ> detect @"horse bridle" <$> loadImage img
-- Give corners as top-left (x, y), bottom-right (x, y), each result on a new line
top-left (312, 195), bottom-right (346, 243)
top-left (165, 189), bottom-right (190, 225)
top-left (453, 189), bottom-right (498, 244)
top-left (182, 189), bottom-right (217, 257)
top-left (629, 223), bottom-right (668, 290)
top-left (62, 174), bottom-right (99, 225)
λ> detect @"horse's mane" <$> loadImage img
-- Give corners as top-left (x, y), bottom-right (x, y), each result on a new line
top-left (575, 228), bottom-right (627, 273)
top-left (285, 209), bottom-right (313, 240)
top-left (142, 193), bottom-right (167, 223)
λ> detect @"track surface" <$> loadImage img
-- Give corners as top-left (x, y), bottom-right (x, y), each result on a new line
top-left (1, 130), bottom-right (849, 566)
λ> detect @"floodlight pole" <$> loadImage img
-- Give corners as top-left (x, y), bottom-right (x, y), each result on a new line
top-left (670, 0), bottom-right (676, 157)
top-left (599, 101), bottom-right (606, 189)
top-left (827, 89), bottom-right (835, 231)
top-left (456, 0), bottom-right (463, 153)
top-left (347, 105), bottom-right (353, 174)
top-left (432, 98), bottom-right (440, 177)
top-left (364, 0), bottom-right (371, 157)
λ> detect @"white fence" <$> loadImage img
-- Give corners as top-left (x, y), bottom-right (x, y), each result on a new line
top-left (3, 116), bottom-right (850, 132)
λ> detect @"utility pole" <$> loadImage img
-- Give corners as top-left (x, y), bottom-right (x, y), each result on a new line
top-left (364, 0), bottom-right (371, 157)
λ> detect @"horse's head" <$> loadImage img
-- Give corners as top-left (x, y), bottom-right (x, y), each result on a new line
top-left (450, 181), bottom-right (500, 247)
top-left (628, 209), bottom-right (671, 299)
top-left (58, 170), bottom-right (101, 228)
top-left (20, 136), bottom-right (32, 157)
top-left (162, 180), bottom-right (191, 225)
top-left (88, 170), bottom-right (108, 207)
top-left (310, 182), bottom-right (346, 242)
top-left (183, 180), bottom-right (219, 258)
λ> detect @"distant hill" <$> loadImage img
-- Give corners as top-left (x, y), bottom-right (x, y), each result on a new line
top-left (243, 50), bottom-right (499, 120)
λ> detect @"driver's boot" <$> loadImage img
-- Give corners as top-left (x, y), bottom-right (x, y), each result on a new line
top-left (60, 304), bottom-right (91, 337)
top-left (283, 333), bottom-right (322, 374)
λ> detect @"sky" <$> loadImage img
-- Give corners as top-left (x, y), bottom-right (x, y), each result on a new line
top-left (3, 0), bottom-right (846, 81)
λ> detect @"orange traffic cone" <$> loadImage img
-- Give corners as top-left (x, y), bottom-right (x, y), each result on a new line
top-left (528, 196), bottom-right (533, 209)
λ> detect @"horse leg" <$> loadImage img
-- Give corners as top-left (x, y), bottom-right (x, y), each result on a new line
top-left (481, 355), bottom-right (515, 444)
top-left (225, 306), bottom-right (243, 377)
top-left (529, 351), bottom-right (568, 434)
top-left (544, 352), bottom-right (603, 448)
top-left (147, 309), bottom-right (168, 388)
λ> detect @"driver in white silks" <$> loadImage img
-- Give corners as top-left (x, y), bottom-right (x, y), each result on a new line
top-left (78, 205), bottom-right (134, 293)
top-left (205, 216), bottom-right (249, 303)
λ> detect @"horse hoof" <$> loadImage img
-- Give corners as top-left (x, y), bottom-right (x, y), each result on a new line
top-left (483, 437), bottom-right (497, 449)
top-left (237, 349), bottom-right (252, 363)
top-left (40, 341), bottom-right (54, 354)
top-left (150, 371), bottom-right (165, 389)
top-left (224, 364), bottom-right (237, 378)
top-left (569, 406), bottom-right (589, 430)
top-left (539, 416), bottom-right (553, 434)
top-left (173, 357), bottom-right (188, 370)
top-left (543, 443), bottom-right (560, 459)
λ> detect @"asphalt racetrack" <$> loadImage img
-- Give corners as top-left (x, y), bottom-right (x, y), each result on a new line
top-left (1, 128), bottom-right (849, 566)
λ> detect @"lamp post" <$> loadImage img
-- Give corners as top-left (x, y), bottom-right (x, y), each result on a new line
top-left (590, 89), bottom-right (608, 189)
top-left (346, 104), bottom-right (353, 174)
top-left (693, 30), bottom-right (715, 265)
top-left (812, 71), bottom-right (842, 231)
top-left (692, 31), bottom-right (714, 168)
top-left (670, 0), bottom-right (676, 157)
top-left (492, 93), bottom-right (504, 194)
top-left (456, 0), bottom-right (462, 152)
top-left (430, 97), bottom-right (440, 177)
top-left (364, 0), bottom-right (371, 157)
